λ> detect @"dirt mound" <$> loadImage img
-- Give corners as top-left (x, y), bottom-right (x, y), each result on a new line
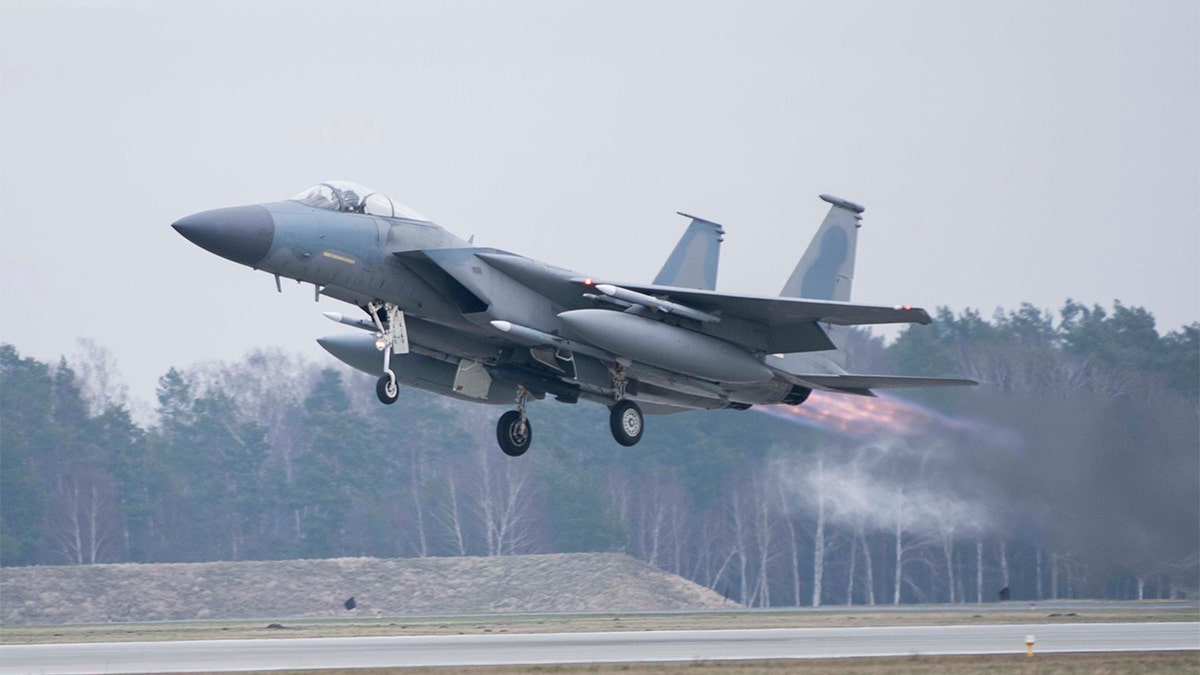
top-left (0, 553), bottom-right (736, 625)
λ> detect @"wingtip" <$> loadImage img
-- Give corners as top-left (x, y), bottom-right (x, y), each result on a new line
top-left (893, 305), bottom-right (933, 325)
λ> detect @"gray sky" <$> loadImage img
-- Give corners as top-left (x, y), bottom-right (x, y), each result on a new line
top-left (2, 0), bottom-right (1197, 408)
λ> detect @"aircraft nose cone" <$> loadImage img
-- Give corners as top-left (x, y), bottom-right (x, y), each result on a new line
top-left (172, 205), bottom-right (275, 267)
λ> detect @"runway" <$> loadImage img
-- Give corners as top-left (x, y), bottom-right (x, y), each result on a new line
top-left (2, 622), bottom-right (1196, 674)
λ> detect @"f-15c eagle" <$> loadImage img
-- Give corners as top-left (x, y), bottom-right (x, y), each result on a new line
top-left (173, 182), bottom-right (974, 456)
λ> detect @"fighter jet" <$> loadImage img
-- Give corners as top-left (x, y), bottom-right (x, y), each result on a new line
top-left (173, 181), bottom-right (974, 456)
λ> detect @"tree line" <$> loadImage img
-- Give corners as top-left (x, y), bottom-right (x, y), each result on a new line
top-left (1, 299), bottom-right (1196, 607)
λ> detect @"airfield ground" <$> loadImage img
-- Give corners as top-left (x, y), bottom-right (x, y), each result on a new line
top-left (1, 603), bottom-right (1194, 644)
top-left (3, 607), bottom-right (1195, 674)
top-left (3, 557), bottom-right (1194, 672)
top-left (165, 653), bottom-right (1199, 675)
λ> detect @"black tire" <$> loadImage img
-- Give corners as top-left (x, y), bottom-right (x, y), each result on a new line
top-left (376, 374), bottom-right (399, 405)
top-left (609, 400), bottom-right (644, 446)
top-left (496, 410), bottom-right (532, 457)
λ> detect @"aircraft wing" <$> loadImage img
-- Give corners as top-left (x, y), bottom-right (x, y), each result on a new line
top-left (616, 283), bottom-right (933, 327)
top-left (411, 251), bottom-right (930, 328)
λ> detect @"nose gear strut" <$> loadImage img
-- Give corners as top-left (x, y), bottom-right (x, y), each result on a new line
top-left (368, 301), bottom-right (409, 404)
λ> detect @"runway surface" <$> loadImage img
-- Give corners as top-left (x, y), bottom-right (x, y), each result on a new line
top-left (2, 622), bottom-right (1196, 674)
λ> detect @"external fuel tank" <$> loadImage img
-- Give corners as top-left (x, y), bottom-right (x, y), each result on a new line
top-left (557, 309), bottom-right (773, 384)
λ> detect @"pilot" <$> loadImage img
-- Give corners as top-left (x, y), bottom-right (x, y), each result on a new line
top-left (341, 189), bottom-right (363, 213)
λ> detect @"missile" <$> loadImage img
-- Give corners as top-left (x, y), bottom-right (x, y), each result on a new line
top-left (558, 309), bottom-right (772, 383)
top-left (590, 283), bottom-right (720, 324)
top-left (490, 320), bottom-right (612, 361)
top-left (323, 311), bottom-right (376, 332)
top-left (582, 292), bottom-right (634, 310)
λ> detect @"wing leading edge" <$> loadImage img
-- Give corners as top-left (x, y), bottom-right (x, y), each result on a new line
top-left (615, 283), bottom-right (933, 327)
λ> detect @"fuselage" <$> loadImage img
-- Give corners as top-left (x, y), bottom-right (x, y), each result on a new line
top-left (173, 192), bottom-right (808, 414)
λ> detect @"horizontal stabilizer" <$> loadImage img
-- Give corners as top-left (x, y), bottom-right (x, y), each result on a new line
top-left (793, 373), bottom-right (978, 391)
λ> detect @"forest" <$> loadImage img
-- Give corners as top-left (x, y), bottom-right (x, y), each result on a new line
top-left (2, 299), bottom-right (1197, 607)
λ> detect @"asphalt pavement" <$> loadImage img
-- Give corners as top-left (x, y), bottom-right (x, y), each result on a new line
top-left (2, 621), bottom-right (1197, 674)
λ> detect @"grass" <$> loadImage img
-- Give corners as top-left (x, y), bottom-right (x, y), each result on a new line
top-left (2, 603), bottom-right (1195, 645)
top-left (143, 652), bottom-right (1200, 674)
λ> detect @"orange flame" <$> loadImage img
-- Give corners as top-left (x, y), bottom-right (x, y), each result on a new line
top-left (761, 391), bottom-right (950, 438)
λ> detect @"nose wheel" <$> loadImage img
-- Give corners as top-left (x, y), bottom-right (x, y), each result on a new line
top-left (609, 400), bottom-right (644, 446)
top-left (376, 373), bottom-right (399, 405)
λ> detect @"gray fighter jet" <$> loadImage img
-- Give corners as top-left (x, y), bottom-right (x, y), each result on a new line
top-left (173, 181), bottom-right (974, 456)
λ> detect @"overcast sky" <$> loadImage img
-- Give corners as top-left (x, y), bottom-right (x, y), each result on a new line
top-left (2, 0), bottom-right (1197, 408)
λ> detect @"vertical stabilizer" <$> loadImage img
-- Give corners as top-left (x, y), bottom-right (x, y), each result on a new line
top-left (779, 195), bottom-right (863, 302)
top-left (778, 195), bottom-right (864, 369)
top-left (653, 213), bottom-right (725, 290)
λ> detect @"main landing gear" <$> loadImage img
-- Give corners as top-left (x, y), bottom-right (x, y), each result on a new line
top-left (496, 387), bottom-right (532, 457)
top-left (493, 382), bottom-right (645, 457)
top-left (610, 400), bottom-right (644, 447)
top-left (607, 370), bottom-right (643, 447)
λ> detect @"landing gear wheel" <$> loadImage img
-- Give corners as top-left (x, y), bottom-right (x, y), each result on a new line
top-left (497, 410), bottom-right (532, 457)
top-left (376, 374), bottom-right (399, 405)
top-left (609, 400), bottom-right (644, 447)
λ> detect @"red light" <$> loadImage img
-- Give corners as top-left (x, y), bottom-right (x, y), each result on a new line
top-left (903, 305), bottom-right (911, 310)
top-left (584, 278), bottom-right (594, 286)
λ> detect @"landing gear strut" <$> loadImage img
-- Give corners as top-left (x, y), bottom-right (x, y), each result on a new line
top-left (607, 369), bottom-right (643, 447)
top-left (496, 387), bottom-right (532, 457)
top-left (368, 301), bottom-right (408, 405)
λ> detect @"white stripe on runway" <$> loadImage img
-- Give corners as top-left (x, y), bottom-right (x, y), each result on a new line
top-left (2, 622), bottom-right (1197, 674)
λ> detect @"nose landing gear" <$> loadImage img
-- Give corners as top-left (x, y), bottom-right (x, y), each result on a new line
top-left (376, 373), bottom-right (400, 405)
top-left (368, 301), bottom-right (408, 405)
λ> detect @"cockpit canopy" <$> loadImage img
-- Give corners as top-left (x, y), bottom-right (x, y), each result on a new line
top-left (291, 181), bottom-right (429, 221)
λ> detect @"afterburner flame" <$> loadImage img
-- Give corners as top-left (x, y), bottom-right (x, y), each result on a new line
top-left (760, 391), bottom-right (968, 438)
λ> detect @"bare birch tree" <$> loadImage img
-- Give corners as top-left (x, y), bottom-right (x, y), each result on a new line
top-left (729, 487), bottom-right (750, 605)
top-left (434, 472), bottom-right (468, 555)
top-left (469, 442), bottom-right (537, 556)
top-left (998, 539), bottom-right (1010, 598)
top-left (53, 472), bottom-right (116, 564)
top-left (775, 468), bottom-right (803, 606)
top-left (750, 471), bottom-right (775, 607)
top-left (811, 453), bottom-right (826, 607)
top-left (860, 530), bottom-right (876, 605)
top-left (893, 487), bottom-right (904, 605)
top-left (975, 540), bottom-right (984, 603)
top-left (407, 448), bottom-right (429, 557)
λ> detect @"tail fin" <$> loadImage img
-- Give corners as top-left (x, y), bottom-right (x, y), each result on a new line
top-left (653, 213), bottom-right (725, 290)
top-left (778, 195), bottom-right (864, 368)
top-left (779, 194), bottom-right (863, 302)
